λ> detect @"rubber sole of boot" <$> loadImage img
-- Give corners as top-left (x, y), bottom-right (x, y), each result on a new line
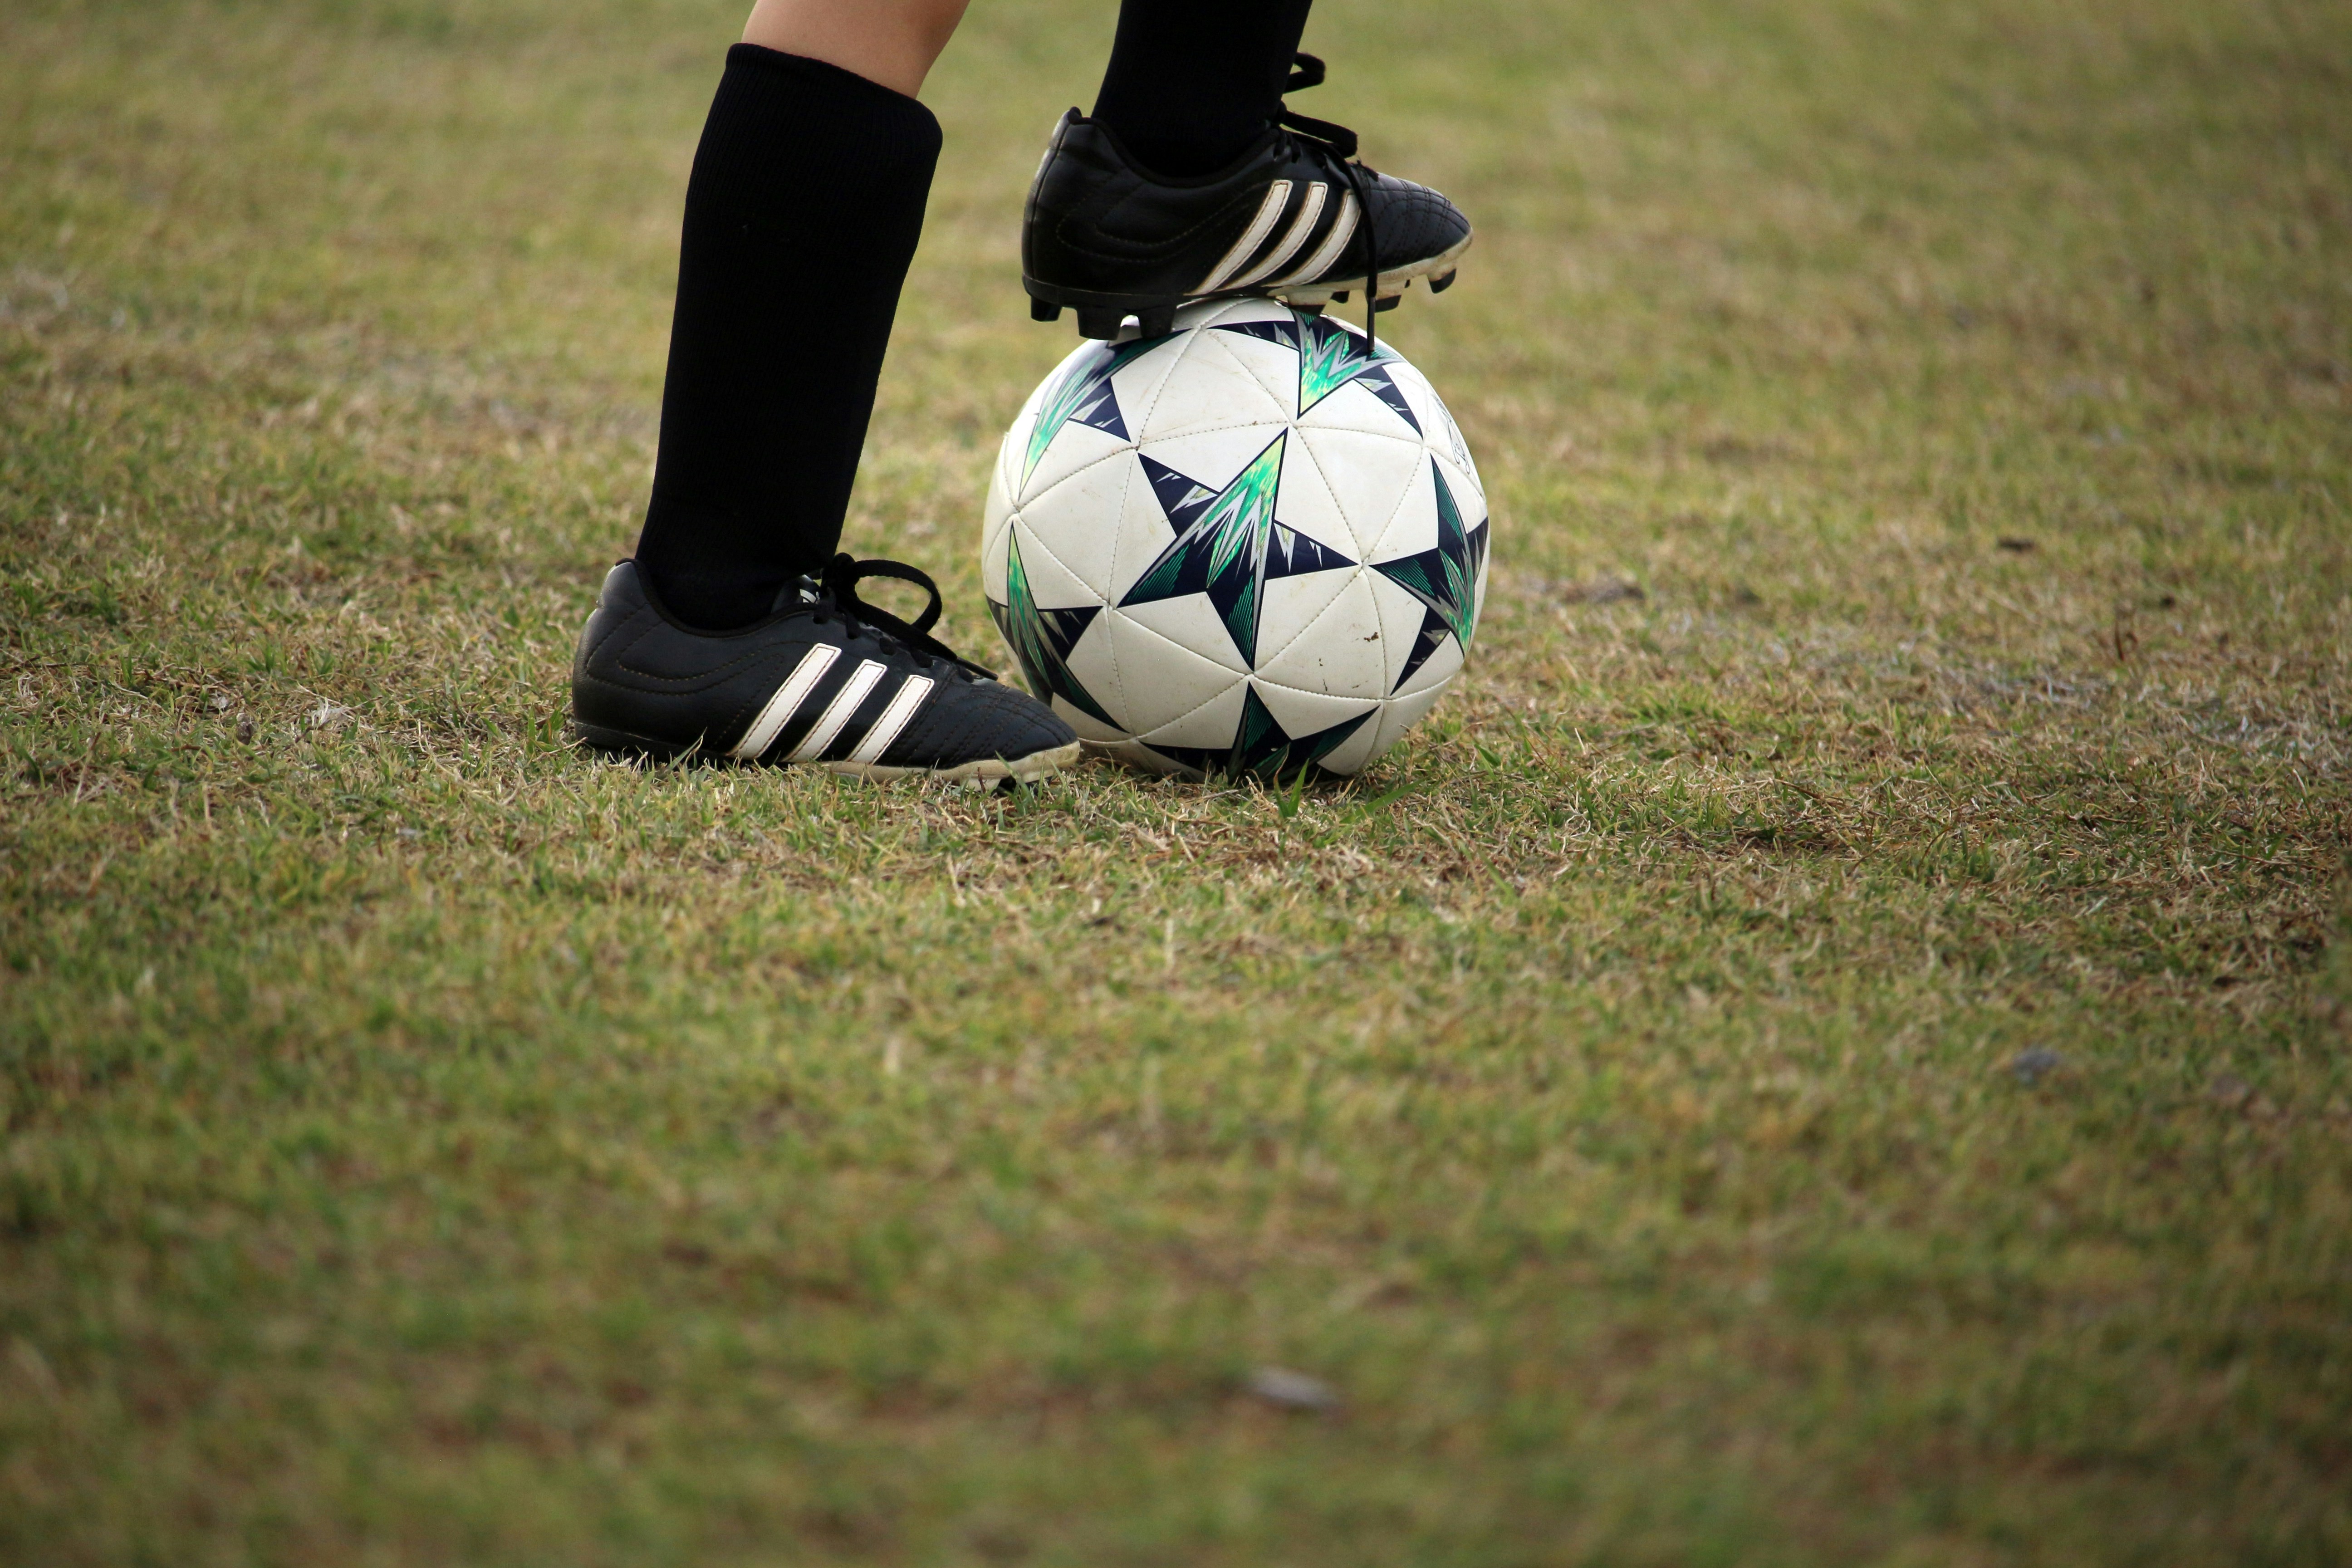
top-left (573, 724), bottom-right (1082, 784)
top-left (1025, 232), bottom-right (1472, 340)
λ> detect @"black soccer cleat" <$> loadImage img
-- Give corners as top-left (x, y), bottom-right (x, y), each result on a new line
top-left (570, 554), bottom-right (1081, 783)
top-left (1022, 53), bottom-right (1472, 340)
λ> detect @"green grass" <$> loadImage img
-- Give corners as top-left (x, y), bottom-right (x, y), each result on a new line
top-left (5, 0), bottom-right (2351, 1561)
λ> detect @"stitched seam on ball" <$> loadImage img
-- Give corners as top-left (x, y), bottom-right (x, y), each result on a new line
top-left (1015, 431), bottom-right (1139, 509)
top-left (1245, 564), bottom-right (1373, 681)
top-left (1293, 426), bottom-right (1421, 567)
top-left (1108, 613), bottom-right (1250, 738)
top-left (1110, 608), bottom-right (1388, 727)
top-left (1009, 505), bottom-right (1135, 727)
top-left (1200, 323), bottom-right (1301, 425)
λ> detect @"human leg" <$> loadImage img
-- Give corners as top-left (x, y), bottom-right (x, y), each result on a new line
top-left (573, 0), bottom-right (1079, 779)
top-left (740, 0), bottom-right (972, 100)
top-left (1089, 0), bottom-right (1314, 178)
top-left (631, 0), bottom-right (965, 632)
top-left (1024, 0), bottom-right (1472, 338)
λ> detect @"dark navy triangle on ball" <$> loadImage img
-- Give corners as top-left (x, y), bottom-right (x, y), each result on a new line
top-left (1213, 311), bottom-right (1418, 433)
top-left (1213, 317), bottom-right (1303, 355)
top-left (1373, 459), bottom-right (1489, 692)
top-left (1068, 375), bottom-right (1127, 443)
top-left (992, 528), bottom-right (1116, 727)
top-left (1391, 614), bottom-right (1455, 693)
top-left (1265, 523), bottom-right (1354, 580)
top-left (1120, 435), bottom-right (1287, 664)
top-left (1352, 366), bottom-right (1421, 434)
top-left (1021, 335), bottom-right (1162, 483)
top-left (1139, 452), bottom-right (1223, 539)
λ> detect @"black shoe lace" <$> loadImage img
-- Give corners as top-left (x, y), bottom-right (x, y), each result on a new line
top-left (806, 553), bottom-right (994, 680)
top-left (1274, 52), bottom-right (1382, 350)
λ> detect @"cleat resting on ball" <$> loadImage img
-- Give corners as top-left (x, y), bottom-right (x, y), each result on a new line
top-left (1022, 54), bottom-right (1471, 340)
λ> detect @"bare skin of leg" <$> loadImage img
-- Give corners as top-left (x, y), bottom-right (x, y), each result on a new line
top-left (741, 0), bottom-right (974, 98)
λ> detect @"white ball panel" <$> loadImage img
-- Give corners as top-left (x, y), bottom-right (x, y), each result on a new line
top-left (1051, 692), bottom-right (1129, 745)
top-left (1382, 360), bottom-right (1445, 433)
top-left (1263, 435), bottom-right (1361, 561)
top-left (1297, 373), bottom-right (1425, 442)
top-left (1190, 295), bottom-right (1293, 329)
top-left (1296, 426), bottom-right (1434, 562)
top-left (1203, 328), bottom-right (1303, 420)
top-left (1101, 607), bottom-right (1248, 728)
top-left (1253, 571), bottom-right (1386, 699)
top-left (1117, 593), bottom-right (1252, 676)
top-left (1313, 709), bottom-right (1387, 776)
top-left (1061, 610), bottom-right (1130, 730)
top-left (1253, 565), bottom-right (1362, 676)
top-left (1137, 424), bottom-right (1291, 496)
top-left (1371, 681), bottom-right (1451, 756)
top-left (1104, 453), bottom-right (1183, 604)
top-left (1247, 678), bottom-right (1378, 740)
top-left (1017, 453), bottom-right (1137, 602)
top-left (1394, 628), bottom-right (1466, 699)
top-left (1132, 332), bottom-right (1290, 445)
top-left (1137, 674), bottom-right (1249, 750)
top-left (1386, 362), bottom-right (1483, 500)
top-left (1009, 515), bottom-right (1097, 608)
top-left (1363, 567), bottom-right (1432, 692)
top-left (993, 416), bottom-right (1025, 512)
top-left (1017, 422), bottom-right (1131, 509)
top-left (1103, 334), bottom-right (1192, 429)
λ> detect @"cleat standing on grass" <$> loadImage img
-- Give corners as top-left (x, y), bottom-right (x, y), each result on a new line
top-left (570, 554), bottom-right (1079, 782)
top-left (1022, 54), bottom-right (1471, 340)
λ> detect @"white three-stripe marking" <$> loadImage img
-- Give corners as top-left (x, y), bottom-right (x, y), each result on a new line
top-left (845, 675), bottom-right (935, 767)
top-left (1195, 180), bottom-right (1293, 294)
top-left (787, 658), bottom-right (887, 763)
top-left (1268, 191), bottom-right (1359, 289)
top-left (1227, 182), bottom-right (1327, 290)
top-left (727, 642), bottom-right (840, 760)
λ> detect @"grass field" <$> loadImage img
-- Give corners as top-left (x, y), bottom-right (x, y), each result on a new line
top-left (5, 0), bottom-right (2352, 1561)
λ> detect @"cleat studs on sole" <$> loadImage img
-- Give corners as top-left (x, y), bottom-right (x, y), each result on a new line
top-left (1372, 294), bottom-right (1401, 314)
top-left (1136, 304), bottom-right (1176, 339)
top-left (1074, 307), bottom-right (1127, 340)
top-left (1029, 296), bottom-right (1063, 322)
top-left (1427, 269), bottom-right (1457, 294)
top-left (1330, 289), bottom-right (1350, 304)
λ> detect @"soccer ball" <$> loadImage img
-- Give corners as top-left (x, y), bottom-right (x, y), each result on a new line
top-left (981, 298), bottom-right (1490, 781)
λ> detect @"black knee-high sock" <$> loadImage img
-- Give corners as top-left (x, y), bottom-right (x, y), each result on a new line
top-left (633, 45), bottom-right (941, 631)
top-left (1089, 0), bottom-right (1315, 177)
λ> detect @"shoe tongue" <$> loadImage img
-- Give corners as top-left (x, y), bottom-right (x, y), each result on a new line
top-left (769, 577), bottom-right (821, 616)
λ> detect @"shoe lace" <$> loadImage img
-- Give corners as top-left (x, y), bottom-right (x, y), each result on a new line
top-left (1274, 52), bottom-right (1382, 349)
top-left (806, 553), bottom-right (994, 680)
